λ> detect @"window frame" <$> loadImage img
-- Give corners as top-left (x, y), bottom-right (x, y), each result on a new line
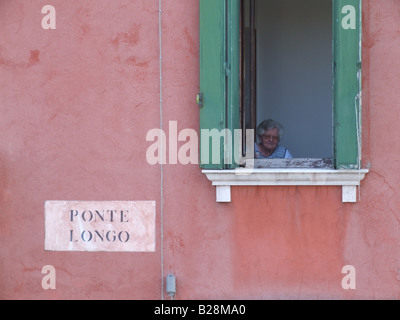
top-left (198, 0), bottom-right (368, 203)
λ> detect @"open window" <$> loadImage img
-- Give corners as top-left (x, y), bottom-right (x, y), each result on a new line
top-left (241, 0), bottom-right (334, 168)
top-left (199, 0), bottom-right (368, 202)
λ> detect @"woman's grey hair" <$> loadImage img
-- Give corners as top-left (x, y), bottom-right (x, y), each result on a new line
top-left (257, 119), bottom-right (284, 142)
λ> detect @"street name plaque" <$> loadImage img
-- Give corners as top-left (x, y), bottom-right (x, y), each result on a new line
top-left (45, 201), bottom-right (156, 252)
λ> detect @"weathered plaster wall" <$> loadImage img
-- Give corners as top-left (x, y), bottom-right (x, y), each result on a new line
top-left (0, 0), bottom-right (162, 299)
top-left (1, 0), bottom-right (400, 300)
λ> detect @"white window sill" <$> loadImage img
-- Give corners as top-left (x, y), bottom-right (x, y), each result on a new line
top-left (202, 168), bottom-right (369, 203)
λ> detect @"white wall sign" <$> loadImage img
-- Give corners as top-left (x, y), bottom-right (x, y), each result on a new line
top-left (45, 201), bottom-right (156, 252)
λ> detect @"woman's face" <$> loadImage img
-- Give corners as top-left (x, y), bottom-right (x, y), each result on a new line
top-left (260, 127), bottom-right (280, 151)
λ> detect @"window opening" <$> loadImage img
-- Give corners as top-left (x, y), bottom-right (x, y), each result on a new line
top-left (241, 0), bottom-right (333, 168)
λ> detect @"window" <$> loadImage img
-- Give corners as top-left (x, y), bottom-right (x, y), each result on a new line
top-left (243, 0), bottom-right (333, 162)
top-left (198, 0), bottom-right (368, 202)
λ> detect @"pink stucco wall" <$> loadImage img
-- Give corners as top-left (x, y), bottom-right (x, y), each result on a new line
top-left (1, 0), bottom-right (400, 300)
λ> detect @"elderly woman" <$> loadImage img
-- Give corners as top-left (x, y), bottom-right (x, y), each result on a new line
top-left (255, 119), bottom-right (293, 159)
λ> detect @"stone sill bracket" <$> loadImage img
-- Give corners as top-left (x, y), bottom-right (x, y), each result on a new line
top-left (202, 169), bottom-right (369, 203)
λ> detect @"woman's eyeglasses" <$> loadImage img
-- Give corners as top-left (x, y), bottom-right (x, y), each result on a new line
top-left (261, 134), bottom-right (279, 143)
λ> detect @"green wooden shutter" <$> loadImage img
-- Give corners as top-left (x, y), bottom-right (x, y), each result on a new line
top-left (333, 0), bottom-right (362, 169)
top-left (199, 0), bottom-right (240, 169)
